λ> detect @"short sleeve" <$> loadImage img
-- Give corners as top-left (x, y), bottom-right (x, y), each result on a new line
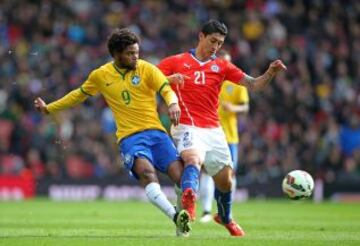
top-left (224, 61), bottom-right (245, 84)
top-left (80, 69), bottom-right (101, 96)
top-left (157, 56), bottom-right (176, 76)
top-left (144, 62), bottom-right (168, 91)
top-left (146, 62), bottom-right (178, 106)
top-left (237, 86), bottom-right (250, 104)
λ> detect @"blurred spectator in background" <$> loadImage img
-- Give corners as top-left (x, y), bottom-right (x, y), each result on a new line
top-left (0, 0), bottom-right (360, 184)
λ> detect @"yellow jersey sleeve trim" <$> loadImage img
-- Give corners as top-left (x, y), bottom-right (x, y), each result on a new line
top-left (159, 84), bottom-right (178, 106)
top-left (80, 86), bottom-right (93, 97)
top-left (158, 82), bottom-right (170, 94)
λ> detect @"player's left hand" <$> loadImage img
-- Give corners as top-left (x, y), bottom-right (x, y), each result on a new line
top-left (268, 60), bottom-right (287, 75)
top-left (168, 103), bottom-right (181, 126)
top-left (34, 97), bottom-right (49, 114)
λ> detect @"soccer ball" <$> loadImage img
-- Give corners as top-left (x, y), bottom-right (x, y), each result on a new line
top-left (282, 170), bottom-right (314, 200)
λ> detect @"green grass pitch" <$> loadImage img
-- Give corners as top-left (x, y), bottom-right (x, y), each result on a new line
top-left (0, 199), bottom-right (359, 246)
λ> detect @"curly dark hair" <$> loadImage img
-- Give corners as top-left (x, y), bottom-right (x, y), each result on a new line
top-left (201, 19), bottom-right (228, 36)
top-left (107, 28), bottom-right (140, 57)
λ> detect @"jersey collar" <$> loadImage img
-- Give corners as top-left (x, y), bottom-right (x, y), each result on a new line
top-left (189, 48), bottom-right (217, 66)
top-left (113, 62), bottom-right (131, 80)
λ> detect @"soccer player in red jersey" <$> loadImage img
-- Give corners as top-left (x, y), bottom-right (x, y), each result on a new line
top-left (158, 20), bottom-right (286, 237)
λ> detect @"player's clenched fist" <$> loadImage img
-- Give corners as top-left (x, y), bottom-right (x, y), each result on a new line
top-left (268, 60), bottom-right (287, 75)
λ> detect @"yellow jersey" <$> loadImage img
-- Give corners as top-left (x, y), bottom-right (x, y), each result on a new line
top-left (46, 60), bottom-right (178, 142)
top-left (218, 81), bottom-right (249, 144)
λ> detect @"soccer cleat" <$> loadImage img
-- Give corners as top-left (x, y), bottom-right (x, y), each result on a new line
top-left (181, 188), bottom-right (196, 221)
top-left (213, 213), bottom-right (245, 237)
top-left (174, 209), bottom-right (191, 237)
top-left (199, 211), bottom-right (212, 223)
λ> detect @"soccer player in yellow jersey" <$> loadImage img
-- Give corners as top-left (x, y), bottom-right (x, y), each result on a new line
top-left (199, 50), bottom-right (250, 223)
top-left (34, 28), bottom-right (191, 236)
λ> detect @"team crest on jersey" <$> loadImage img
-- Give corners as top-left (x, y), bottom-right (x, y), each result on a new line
top-left (226, 85), bottom-right (234, 94)
top-left (131, 75), bottom-right (141, 85)
top-left (211, 64), bottom-right (219, 72)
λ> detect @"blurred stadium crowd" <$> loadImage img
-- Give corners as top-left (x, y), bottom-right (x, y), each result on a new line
top-left (0, 0), bottom-right (359, 185)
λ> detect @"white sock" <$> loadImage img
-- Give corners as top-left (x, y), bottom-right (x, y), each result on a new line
top-left (199, 173), bottom-right (215, 213)
top-left (145, 182), bottom-right (176, 220)
top-left (174, 184), bottom-right (183, 212)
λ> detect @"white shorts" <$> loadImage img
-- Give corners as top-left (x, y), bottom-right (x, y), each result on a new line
top-left (170, 124), bottom-right (233, 176)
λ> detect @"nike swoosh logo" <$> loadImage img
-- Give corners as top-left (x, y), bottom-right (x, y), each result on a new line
top-left (106, 82), bottom-right (115, 87)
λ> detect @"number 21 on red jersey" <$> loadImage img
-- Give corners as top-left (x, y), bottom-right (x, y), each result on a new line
top-left (194, 71), bottom-right (205, 85)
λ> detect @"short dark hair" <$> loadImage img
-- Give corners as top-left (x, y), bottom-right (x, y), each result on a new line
top-left (107, 28), bottom-right (140, 57)
top-left (201, 20), bottom-right (228, 36)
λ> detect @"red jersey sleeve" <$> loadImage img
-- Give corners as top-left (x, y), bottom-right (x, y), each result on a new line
top-left (158, 55), bottom-right (176, 76)
top-left (224, 60), bottom-right (245, 84)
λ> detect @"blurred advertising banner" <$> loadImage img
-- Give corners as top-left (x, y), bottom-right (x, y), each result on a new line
top-left (46, 185), bottom-right (248, 202)
top-left (3, 175), bottom-right (359, 202)
top-left (36, 176), bottom-right (360, 202)
top-left (0, 171), bottom-right (35, 200)
top-left (36, 177), bottom-right (249, 202)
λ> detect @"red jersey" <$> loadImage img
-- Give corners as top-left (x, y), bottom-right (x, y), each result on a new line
top-left (158, 51), bottom-right (245, 128)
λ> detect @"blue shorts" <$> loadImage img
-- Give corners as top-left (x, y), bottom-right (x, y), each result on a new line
top-left (119, 130), bottom-right (180, 179)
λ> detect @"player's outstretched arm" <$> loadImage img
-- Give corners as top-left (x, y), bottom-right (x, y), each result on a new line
top-left (34, 89), bottom-right (89, 115)
top-left (241, 60), bottom-right (287, 91)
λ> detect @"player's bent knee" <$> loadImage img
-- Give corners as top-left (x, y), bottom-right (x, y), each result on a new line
top-left (167, 161), bottom-right (183, 184)
top-left (213, 168), bottom-right (233, 192)
top-left (181, 149), bottom-right (202, 165)
top-left (182, 155), bottom-right (201, 167)
top-left (224, 178), bottom-right (233, 191)
top-left (216, 178), bottom-right (232, 192)
top-left (138, 170), bottom-right (158, 185)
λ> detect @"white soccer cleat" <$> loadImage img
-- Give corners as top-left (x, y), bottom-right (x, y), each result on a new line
top-left (199, 212), bottom-right (212, 223)
top-left (174, 209), bottom-right (191, 237)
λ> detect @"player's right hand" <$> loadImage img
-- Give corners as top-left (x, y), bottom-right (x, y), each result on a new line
top-left (268, 60), bottom-right (287, 75)
top-left (34, 97), bottom-right (49, 114)
top-left (168, 103), bottom-right (181, 126)
top-left (167, 73), bottom-right (190, 88)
